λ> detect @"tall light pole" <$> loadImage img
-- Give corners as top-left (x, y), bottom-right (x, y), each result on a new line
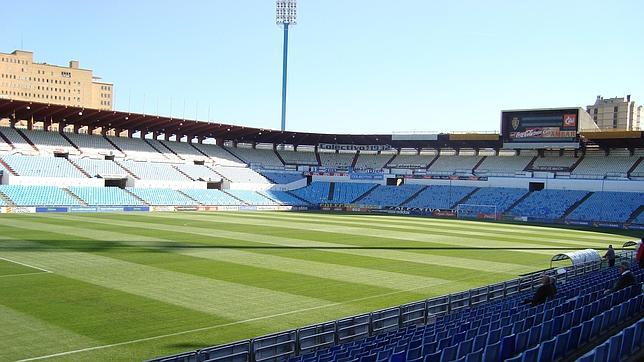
top-left (276, 0), bottom-right (297, 132)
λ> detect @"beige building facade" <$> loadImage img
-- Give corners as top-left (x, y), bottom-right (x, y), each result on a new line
top-left (0, 50), bottom-right (112, 110)
top-left (586, 95), bottom-right (641, 130)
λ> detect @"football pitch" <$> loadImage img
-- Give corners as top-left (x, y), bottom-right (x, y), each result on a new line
top-left (0, 212), bottom-right (638, 361)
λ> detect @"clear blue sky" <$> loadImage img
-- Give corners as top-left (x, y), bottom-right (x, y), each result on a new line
top-left (1, 0), bottom-right (643, 134)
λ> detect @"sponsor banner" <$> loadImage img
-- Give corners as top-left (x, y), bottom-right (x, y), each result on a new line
top-left (1, 206), bottom-right (37, 213)
top-left (216, 206), bottom-right (241, 212)
top-left (175, 206), bottom-right (199, 212)
top-left (256, 206), bottom-right (281, 211)
top-left (151, 206), bottom-right (175, 212)
top-left (350, 172), bottom-right (384, 180)
top-left (510, 127), bottom-right (576, 140)
top-left (403, 175), bottom-right (488, 181)
top-left (594, 222), bottom-right (621, 229)
top-left (532, 165), bottom-right (570, 172)
top-left (97, 206), bottom-right (126, 212)
top-left (239, 206), bottom-right (257, 211)
top-left (124, 206), bottom-right (149, 212)
top-left (36, 207), bottom-right (68, 213)
top-left (70, 207), bottom-right (98, 213)
top-left (627, 224), bottom-right (644, 230)
top-left (380, 206), bottom-right (456, 218)
top-left (319, 143), bottom-right (391, 152)
top-left (566, 220), bottom-right (591, 226)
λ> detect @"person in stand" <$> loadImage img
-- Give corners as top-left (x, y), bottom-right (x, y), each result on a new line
top-left (525, 274), bottom-right (557, 306)
top-left (636, 240), bottom-right (644, 269)
top-left (606, 261), bottom-right (637, 294)
top-left (604, 245), bottom-right (616, 267)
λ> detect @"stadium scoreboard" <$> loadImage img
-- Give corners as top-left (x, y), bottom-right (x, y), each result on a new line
top-left (501, 108), bottom-right (586, 149)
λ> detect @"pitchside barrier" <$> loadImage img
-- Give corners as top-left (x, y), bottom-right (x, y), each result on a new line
top-left (148, 253), bottom-right (627, 362)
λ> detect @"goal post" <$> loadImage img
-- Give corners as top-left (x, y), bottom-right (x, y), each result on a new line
top-left (456, 204), bottom-right (498, 220)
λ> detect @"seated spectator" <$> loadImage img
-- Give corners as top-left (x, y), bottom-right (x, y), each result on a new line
top-left (604, 245), bottom-right (616, 267)
top-left (636, 240), bottom-right (644, 269)
top-left (607, 262), bottom-right (637, 293)
top-left (525, 275), bottom-right (556, 306)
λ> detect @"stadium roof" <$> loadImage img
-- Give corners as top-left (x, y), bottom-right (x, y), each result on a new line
top-left (0, 99), bottom-right (642, 149)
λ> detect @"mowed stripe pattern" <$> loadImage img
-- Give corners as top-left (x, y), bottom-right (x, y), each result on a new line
top-left (0, 212), bottom-right (631, 361)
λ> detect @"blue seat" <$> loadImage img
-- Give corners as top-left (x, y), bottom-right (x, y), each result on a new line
top-left (482, 341), bottom-right (500, 362)
top-left (439, 345), bottom-right (457, 362)
top-left (423, 351), bottom-right (441, 362)
top-left (504, 354), bottom-right (522, 362)
top-left (389, 351), bottom-right (405, 362)
top-left (487, 328), bottom-right (501, 345)
top-left (537, 337), bottom-right (555, 362)
top-left (421, 342), bottom-right (437, 357)
top-left (527, 325), bottom-right (541, 348)
top-left (540, 319), bottom-right (553, 341)
top-left (522, 345), bottom-right (539, 362)
top-left (360, 354), bottom-right (377, 362)
top-left (473, 334), bottom-right (487, 352)
top-left (515, 329), bottom-right (529, 354)
top-left (621, 325), bottom-right (635, 356)
top-left (592, 344), bottom-right (608, 362)
top-left (376, 350), bottom-right (392, 362)
top-left (552, 331), bottom-right (569, 360)
top-left (464, 349), bottom-right (482, 362)
top-left (590, 315), bottom-right (603, 340)
top-left (606, 333), bottom-right (623, 362)
top-left (577, 352), bottom-right (594, 362)
top-left (456, 338), bottom-right (473, 359)
top-left (406, 347), bottom-right (422, 361)
top-left (579, 320), bottom-right (593, 346)
top-left (500, 334), bottom-right (516, 360)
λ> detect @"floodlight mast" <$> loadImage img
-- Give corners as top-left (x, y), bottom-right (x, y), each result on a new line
top-left (276, 0), bottom-right (297, 132)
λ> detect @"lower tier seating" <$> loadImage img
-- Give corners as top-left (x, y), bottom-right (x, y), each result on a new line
top-left (126, 188), bottom-right (197, 206)
top-left (181, 189), bottom-right (244, 205)
top-left (0, 185), bottom-right (80, 206)
top-left (403, 185), bottom-right (477, 209)
top-left (566, 192), bottom-right (644, 223)
top-left (67, 186), bottom-right (142, 206)
top-left (357, 184), bottom-right (424, 207)
top-left (226, 190), bottom-right (278, 205)
top-left (507, 189), bottom-right (589, 220)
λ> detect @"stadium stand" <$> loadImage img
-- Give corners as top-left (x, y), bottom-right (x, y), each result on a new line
top-left (145, 139), bottom-right (183, 162)
top-left (354, 153), bottom-right (395, 170)
top-left (226, 190), bottom-right (278, 205)
top-left (258, 170), bottom-right (304, 184)
top-left (71, 157), bottom-right (127, 177)
top-left (578, 318), bottom-right (643, 361)
top-left (403, 185), bottom-right (477, 209)
top-left (67, 186), bottom-right (143, 206)
top-left (159, 140), bottom-right (207, 161)
top-left (225, 146), bottom-right (283, 168)
top-left (106, 136), bottom-right (167, 162)
top-left (357, 184), bottom-right (424, 207)
top-left (387, 151), bottom-right (436, 169)
top-left (0, 127), bottom-right (38, 153)
top-left (319, 152), bottom-right (355, 168)
top-left (507, 189), bottom-right (589, 220)
top-left (173, 164), bottom-right (222, 182)
top-left (191, 143), bottom-right (246, 166)
top-left (332, 183), bottom-right (376, 203)
top-left (291, 182), bottom-right (331, 204)
top-left (63, 132), bottom-right (125, 158)
top-left (428, 156), bottom-right (483, 175)
top-left (117, 160), bottom-right (190, 181)
top-left (572, 155), bottom-right (638, 178)
top-left (19, 129), bottom-right (79, 155)
top-left (212, 166), bottom-right (271, 184)
top-left (531, 155), bottom-right (577, 171)
top-left (181, 189), bottom-right (244, 205)
top-left (566, 191), bottom-right (644, 223)
top-left (126, 188), bottom-right (197, 206)
top-left (259, 190), bottom-right (309, 206)
top-left (475, 155), bottom-right (533, 175)
top-left (458, 187), bottom-right (528, 217)
top-left (0, 185), bottom-right (80, 206)
top-left (278, 149), bottom-right (318, 165)
top-left (0, 154), bottom-right (86, 178)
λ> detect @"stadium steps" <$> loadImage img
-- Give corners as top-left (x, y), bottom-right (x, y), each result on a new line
top-left (0, 191), bottom-right (16, 206)
top-left (114, 160), bottom-right (140, 180)
top-left (627, 157), bottom-right (643, 178)
top-left (14, 128), bottom-right (39, 152)
top-left (188, 143), bottom-right (212, 159)
top-left (561, 192), bottom-right (594, 220)
top-left (143, 139), bottom-right (171, 160)
top-left (504, 191), bottom-right (533, 216)
top-left (471, 156), bottom-right (487, 173)
top-left (523, 156), bottom-right (539, 171)
top-left (350, 153), bottom-right (359, 168)
top-left (171, 165), bottom-right (195, 181)
top-left (285, 191), bottom-right (311, 205)
top-left (351, 184), bottom-right (380, 203)
top-left (0, 129), bottom-right (15, 150)
top-left (62, 188), bottom-right (89, 206)
top-left (67, 158), bottom-right (92, 178)
top-left (103, 135), bottom-right (125, 154)
top-left (176, 190), bottom-right (203, 205)
top-left (273, 149), bottom-right (287, 166)
top-left (569, 155), bottom-right (585, 172)
top-left (122, 188), bottom-right (150, 206)
top-left (399, 185), bottom-right (429, 206)
top-left (425, 154), bottom-right (440, 170)
top-left (315, 151), bottom-right (322, 166)
top-left (222, 190), bottom-right (250, 205)
top-left (204, 164), bottom-right (231, 183)
top-left (59, 132), bottom-right (82, 153)
top-left (626, 205), bottom-right (644, 224)
top-left (450, 187), bottom-right (481, 209)
top-left (327, 182), bottom-right (336, 201)
top-left (157, 141), bottom-right (184, 161)
top-left (221, 147), bottom-right (247, 166)
top-left (382, 153), bottom-right (398, 168)
top-left (0, 157), bottom-right (18, 175)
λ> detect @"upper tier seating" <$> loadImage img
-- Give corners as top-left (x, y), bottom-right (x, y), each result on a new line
top-left (1, 154), bottom-right (86, 178)
top-left (291, 182), bottom-right (331, 204)
top-left (259, 190), bottom-right (309, 206)
top-left (117, 160), bottom-right (189, 181)
top-left (146, 139), bottom-right (182, 162)
top-left (475, 156), bottom-right (533, 175)
top-left (566, 191), bottom-right (644, 223)
top-left (191, 143), bottom-right (246, 166)
top-left (387, 153), bottom-right (436, 168)
top-left (0, 127), bottom-right (36, 153)
top-left (226, 190), bottom-right (278, 205)
top-left (225, 146), bottom-right (283, 168)
top-left (458, 187), bottom-right (528, 217)
top-left (106, 136), bottom-right (167, 162)
top-left (508, 189), bottom-right (589, 219)
top-left (278, 150), bottom-right (318, 165)
top-left (531, 156), bottom-right (577, 171)
top-left (174, 164), bottom-right (222, 182)
top-left (357, 184), bottom-right (424, 207)
top-left (0, 185), bottom-right (80, 206)
top-left (63, 132), bottom-right (124, 157)
top-left (428, 156), bottom-right (482, 175)
top-left (126, 188), bottom-right (197, 206)
top-left (0, 132), bottom-right (11, 151)
top-left (71, 157), bottom-right (127, 177)
top-left (68, 186), bottom-right (142, 206)
top-left (319, 152), bottom-right (355, 168)
top-left (212, 166), bottom-right (270, 184)
top-left (159, 140), bottom-right (207, 161)
top-left (572, 156), bottom-right (638, 178)
top-left (259, 170), bottom-right (304, 184)
top-left (354, 153), bottom-right (394, 170)
top-left (20, 129), bottom-right (78, 155)
top-left (403, 185), bottom-right (477, 209)
top-left (630, 156), bottom-right (644, 177)
top-left (181, 189), bottom-right (243, 205)
top-left (332, 183), bottom-right (376, 203)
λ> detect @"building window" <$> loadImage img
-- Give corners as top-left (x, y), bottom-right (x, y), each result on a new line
top-left (614, 106), bottom-right (618, 112)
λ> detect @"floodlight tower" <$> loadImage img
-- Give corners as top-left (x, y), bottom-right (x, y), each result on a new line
top-left (276, 0), bottom-right (297, 131)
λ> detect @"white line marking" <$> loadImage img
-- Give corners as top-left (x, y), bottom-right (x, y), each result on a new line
top-left (0, 256), bottom-right (51, 273)
top-left (0, 271), bottom-right (50, 279)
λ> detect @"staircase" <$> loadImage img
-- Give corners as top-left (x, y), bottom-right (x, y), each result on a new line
top-left (350, 153), bottom-right (359, 169)
top-left (177, 190), bottom-right (203, 205)
top-left (143, 139), bottom-right (171, 160)
top-left (60, 132), bottom-right (82, 153)
top-left (157, 141), bottom-right (184, 160)
top-left (204, 164), bottom-right (230, 183)
top-left (626, 205), bottom-right (644, 224)
top-left (569, 155), bottom-right (586, 172)
top-left (315, 151), bottom-right (322, 166)
top-left (0, 129), bottom-right (15, 150)
top-left (351, 184), bottom-right (380, 203)
top-left (0, 157), bottom-right (18, 175)
top-left (189, 143), bottom-right (212, 159)
top-left (400, 186), bottom-right (428, 206)
top-left (383, 154), bottom-right (398, 168)
top-left (523, 156), bottom-right (539, 171)
top-left (0, 191), bottom-right (16, 206)
top-left (561, 192), bottom-right (594, 220)
top-left (172, 165), bottom-right (195, 181)
top-left (103, 136), bottom-right (125, 155)
top-left (285, 191), bottom-right (311, 205)
top-left (504, 191), bottom-right (533, 216)
top-left (627, 157), bottom-right (643, 178)
top-left (327, 182), bottom-right (336, 201)
top-left (451, 188), bottom-right (481, 209)
top-left (122, 188), bottom-right (150, 206)
top-left (62, 188), bottom-right (88, 206)
top-left (67, 158), bottom-right (92, 178)
top-left (15, 128), bottom-right (39, 152)
top-left (471, 156), bottom-right (487, 173)
top-left (114, 160), bottom-right (140, 180)
top-left (222, 190), bottom-right (250, 205)
top-left (425, 155), bottom-right (440, 170)
top-left (273, 149), bottom-right (287, 166)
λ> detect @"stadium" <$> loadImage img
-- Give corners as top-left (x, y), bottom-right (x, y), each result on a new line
top-left (1, 1), bottom-right (644, 362)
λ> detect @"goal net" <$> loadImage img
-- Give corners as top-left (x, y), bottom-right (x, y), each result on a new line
top-left (456, 204), bottom-right (498, 220)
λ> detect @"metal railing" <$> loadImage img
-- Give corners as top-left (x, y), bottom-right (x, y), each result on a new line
top-left (150, 257), bottom-right (614, 362)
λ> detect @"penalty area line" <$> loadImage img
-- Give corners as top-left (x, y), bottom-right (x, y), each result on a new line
top-left (0, 271), bottom-right (50, 279)
top-left (0, 256), bottom-right (52, 273)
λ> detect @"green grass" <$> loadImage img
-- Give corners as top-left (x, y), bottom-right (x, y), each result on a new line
top-left (0, 211), bottom-right (636, 361)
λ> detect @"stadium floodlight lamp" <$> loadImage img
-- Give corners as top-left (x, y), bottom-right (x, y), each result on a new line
top-left (276, 0), bottom-right (297, 25)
